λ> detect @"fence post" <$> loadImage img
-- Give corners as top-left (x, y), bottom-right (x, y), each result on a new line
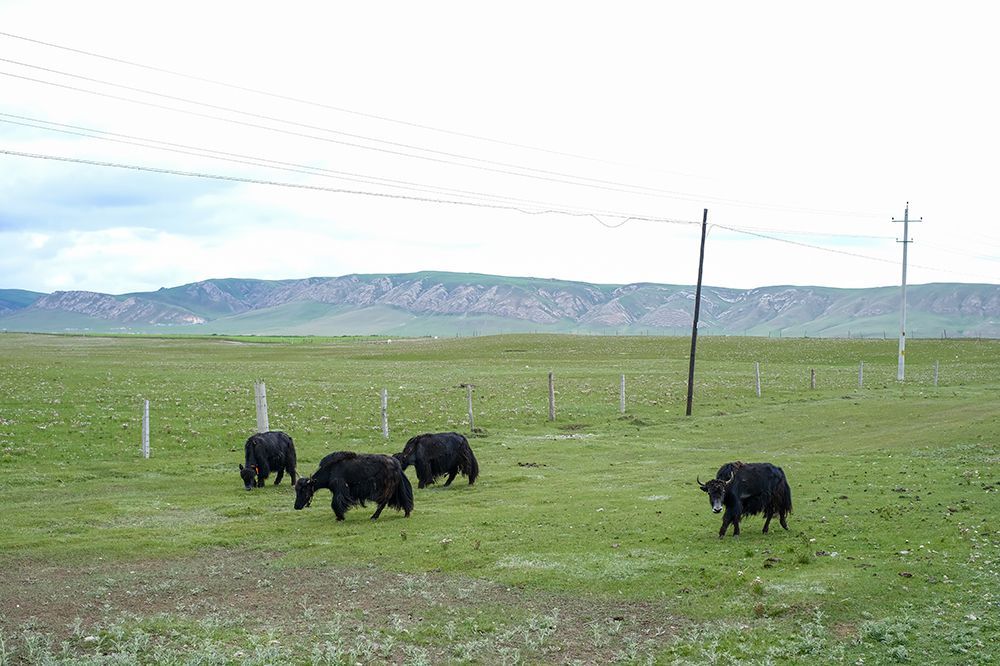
top-left (619, 374), bottom-right (626, 414)
top-left (859, 361), bottom-right (864, 389)
top-left (810, 369), bottom-right (816, 390)
top-left (141, 399), bottom-right (150, 459)
top-left (934, 361), bottom-right (939, 387)
top-left (254, 381), bottom-right (269, 433)
top-left (755, 362), bottom-right (761, 397)
top-left (466, 384), bottom-right (475, 430)
top-left (381, 388), bottom-right (389, 439)
top-left (548, 372), bottom-right (555, 421)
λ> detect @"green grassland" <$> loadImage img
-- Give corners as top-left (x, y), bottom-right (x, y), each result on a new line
top-left (0, 333), bottom-right (997, 664)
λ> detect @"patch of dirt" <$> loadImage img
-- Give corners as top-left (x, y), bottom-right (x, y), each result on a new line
top-left (0, 550), bottom-right (683, 663)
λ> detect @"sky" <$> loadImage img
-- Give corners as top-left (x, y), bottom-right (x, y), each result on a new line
top-left (1, 1), bottom-right (998, 295)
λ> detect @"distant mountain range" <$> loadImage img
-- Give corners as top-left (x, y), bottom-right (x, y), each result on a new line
top-left (1, 272), bottom-right (998, 338)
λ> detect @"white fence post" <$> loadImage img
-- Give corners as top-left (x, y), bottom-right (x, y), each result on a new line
top-left (859, 361), bottom-right (864, 389)
top-left (141, 399), bottom-right (150, 459)
top-left (466, 384), bottom-right (475, 430)
top-left (755, 362), bottom-right (762, 398)
top-left (254, 381), bottom-right (269, 433)
top-left (381, 388), bottom-right (389, 439)
top-left (548, 372), bottom-right (556, 421)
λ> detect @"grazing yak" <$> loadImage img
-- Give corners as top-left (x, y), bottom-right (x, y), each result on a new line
top-left (394, 432), bottom-right (479, 489)
top-left (698, 461), bottom-right (792, 538)
top-left (239, 431), bottom-right (297, 490)
top-left (294, 452), bottom-right (414, 521)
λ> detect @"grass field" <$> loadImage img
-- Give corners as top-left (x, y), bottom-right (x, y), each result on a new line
top-left (0, 332), bottom-right (997, 664)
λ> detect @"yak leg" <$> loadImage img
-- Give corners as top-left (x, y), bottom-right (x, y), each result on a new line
top-left (332, 496), bottom-right (346, 521)
top-left (779, 511), bottom-right (789, 530)
top-left (416, 460), bottom-right (433, 489)
top-left (443, 467), bottom-right (459, 486)
top-left (724, 507), bottom-right (742, 537)
top-left (273, 468), bottom-right (284, 485)
top-left (719, 515), bottom-right (731, 538)
top-left (370, 502), bottom-right (388, 520)
top-left (762, 508), bottom-right (774, 533)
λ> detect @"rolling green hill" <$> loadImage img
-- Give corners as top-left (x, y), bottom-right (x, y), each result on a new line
top-left (1, 272), bottom-right (997, 337)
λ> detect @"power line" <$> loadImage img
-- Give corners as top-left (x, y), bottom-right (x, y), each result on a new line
top-left (714, 222), bottom-right (998, 282)
top-left (0, 45), bottom-right (885, 218)
top-left (0, 148), bottom-right (700, 229)
top-left (0, 29), bottom-right (700, 177)
top-left (713, 223), bottom-right (898, 265)
top-left (0, 56), bottom-right (695, 200)
top-left (2, 146), bottom-right (993, 281)
top-left (4, 68), bottom-right (728, 205)
top-left (0, 113), bottom-right (673, 220)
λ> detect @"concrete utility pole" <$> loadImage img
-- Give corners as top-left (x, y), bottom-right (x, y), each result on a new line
top-left (893, 202), bottom-right (921, 381)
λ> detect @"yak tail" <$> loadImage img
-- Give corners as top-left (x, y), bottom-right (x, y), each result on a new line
top-left (459, 435), bottom-right (479, 485)
top-left (778, 477), bottom-right (793, 514)
top-left (390, 468), bottom-right (415, 514)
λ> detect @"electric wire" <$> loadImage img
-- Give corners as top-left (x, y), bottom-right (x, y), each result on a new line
top-left (713, 223), bottom-right (998, 282)
top-left (0, 57), bottom-right (696, 200)
top-left (4, 68), bottom-right (727, 205)
top-left (0, 113), bottom-right (673, 220)
top-left (0, 29), bottom-right (700, 176)
top-left (0, 46), bottom-right (884, 218)
top-left (0, 148), bottom-right (700, 230)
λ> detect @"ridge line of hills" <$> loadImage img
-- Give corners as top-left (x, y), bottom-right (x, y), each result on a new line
top-left (1, 271), bottom-right (998, 338)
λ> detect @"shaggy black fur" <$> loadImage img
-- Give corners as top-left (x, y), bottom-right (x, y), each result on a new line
top-left (239, 431), bottom-right (297, 490)
top-left (294, 452), bottom-right (414, 521)
top-left (698, 461), bottom-right (792, 538)
top-left (394, 432), bottom-right (480, 489)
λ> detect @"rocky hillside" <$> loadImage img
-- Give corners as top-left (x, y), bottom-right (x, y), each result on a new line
top-left (1, 273), bottom-right (998, 337)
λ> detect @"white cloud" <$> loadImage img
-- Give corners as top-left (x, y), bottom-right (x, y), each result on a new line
top-left (1, 1), bottom-right (997, 294)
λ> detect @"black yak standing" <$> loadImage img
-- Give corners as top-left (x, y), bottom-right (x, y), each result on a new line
top-left (394, 432), bottom-right (479, 489)
top-left (698, 461), bottom-right (792, 538)
top-left (294, 452), bottom-right (414, 521)
top-left (239, 431), bottom-right (297, 491)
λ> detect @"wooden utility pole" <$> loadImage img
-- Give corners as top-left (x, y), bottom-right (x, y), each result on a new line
top-left (686, 209), bottom-right (709, 416)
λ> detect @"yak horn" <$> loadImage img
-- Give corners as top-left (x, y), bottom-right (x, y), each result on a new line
top-left (724, 471), bottom-right (735, 485)
top-left (696, 476), bottom-right (706, 488)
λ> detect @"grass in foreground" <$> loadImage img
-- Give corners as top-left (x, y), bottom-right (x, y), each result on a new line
top-left (0, 333), bottom-right (997, 663)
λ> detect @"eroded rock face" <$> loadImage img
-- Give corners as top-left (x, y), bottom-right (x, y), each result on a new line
top-left (12, 276), bottom-right (1000, 336)
top-left (32, 291), bottom-right (207, 324)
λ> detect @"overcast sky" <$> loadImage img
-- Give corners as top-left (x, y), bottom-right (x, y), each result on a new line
top-left (1, 1), bottom-right (997, 295)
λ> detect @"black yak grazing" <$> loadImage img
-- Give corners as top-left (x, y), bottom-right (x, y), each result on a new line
top-left (239, 431), bottom-right (297, 490)
top-left (698, 461), bottom-right (792, 538)
top-left (394, 432), bottom-right (479, 489)
top-left (294, 452), bottom-right (414, 521)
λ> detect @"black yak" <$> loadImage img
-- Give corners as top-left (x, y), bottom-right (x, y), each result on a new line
top-left (239, 430), bottom-right (297, 491)
top-left (394, 432), bottom-right (479, 489)
top-left (294, 452), bottom-right (414, 521)
top-left (698, 461), bottom-right (792, 538)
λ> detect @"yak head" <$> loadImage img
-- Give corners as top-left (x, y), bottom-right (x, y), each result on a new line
top-left (294, 477), bottom-right (316, 510)
top-left (239, 464), bottom-right (259, 491)
top-left (392, 451), bottom-right (413, 470)
top-left (698, 472), bottom-right (734, 513)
